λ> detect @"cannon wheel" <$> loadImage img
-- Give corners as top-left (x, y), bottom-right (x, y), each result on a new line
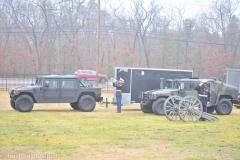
top-left (178, 96), bottom-right (203, 122)
top-left (164, 96), bottom-right (182, 121)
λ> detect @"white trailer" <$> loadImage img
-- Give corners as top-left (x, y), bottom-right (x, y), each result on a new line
top-left (113, 67), bottom-right (193, 104)
top-left (226, 68), bottom-right (240, 93)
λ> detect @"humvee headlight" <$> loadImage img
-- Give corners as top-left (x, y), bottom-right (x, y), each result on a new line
top-left (149, 93), bottom-right (158, 99)
top-left (14, 90), bottom-right (21, 95)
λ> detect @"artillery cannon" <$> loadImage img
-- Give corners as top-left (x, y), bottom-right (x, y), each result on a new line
top-left (164, 95), bottom-right (219, 122)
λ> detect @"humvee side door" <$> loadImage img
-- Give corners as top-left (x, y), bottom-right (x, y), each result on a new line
top-left (179, 82), bottom-right (199, 98)
top-left (59, 79), bottom-right (77, 102)
top-left (43, 79), bottom-right (60, 102)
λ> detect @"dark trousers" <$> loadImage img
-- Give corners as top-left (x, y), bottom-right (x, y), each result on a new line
top-left (116, 96), bottom-right (122, 113)
top-left (200, 104), bottom-right (207, 120)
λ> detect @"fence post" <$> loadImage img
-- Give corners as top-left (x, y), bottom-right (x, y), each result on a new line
top-left (5, 72), bottom-right (7, 91)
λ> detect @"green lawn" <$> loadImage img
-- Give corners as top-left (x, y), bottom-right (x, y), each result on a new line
top-left (1, 91), bottom-right (240, 160)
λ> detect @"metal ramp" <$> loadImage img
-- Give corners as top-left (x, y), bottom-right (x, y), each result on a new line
top-left (191, 109), bottom-right (219, 121)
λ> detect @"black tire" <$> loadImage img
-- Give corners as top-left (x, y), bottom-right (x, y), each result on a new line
top-left (15, 95), bottom-right (34, 112)
top-left (140, 102), bottom-right (153, 113)
top-left (78, 95), bottom-right (96, 112)
top-left (152, 98), bottom-right (166, 115)
top-left (10, 99), bottom-right (17, 110)
top-left (216, 98), bottom-right (232, 115)
top-left (207, 106), bottom-right (215, 114)
top-left (70, 102), bottom-right (79, 110)
top-left (80, 77), bottom-right (86, 83)
top-left (99, 78), bottom-right (106, 83)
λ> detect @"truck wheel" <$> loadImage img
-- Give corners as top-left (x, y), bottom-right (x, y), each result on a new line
top-left (207, 106), bottom-right (215, 114)
top-left (78, 95), bottom-right (96, 112)
top-left (99, 78), bottom-right (106, 83)
top-left (70, 102), bottom-right (79, 110)
top-left (216, 98), bottom-right (232, 115)
top-left (140, 103), bottom-right (153, 113)
top-left (10, 99), bottom-right (17, 110)
top-left (15, 95), bottom-right (34, 112)
top-left (80, 77), bottom-right (86, 83)
top-left (152, 98), bottom-right (166, 115)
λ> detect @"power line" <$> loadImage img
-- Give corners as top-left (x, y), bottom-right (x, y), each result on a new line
top-left (0, 26), bottom-right (239, 47)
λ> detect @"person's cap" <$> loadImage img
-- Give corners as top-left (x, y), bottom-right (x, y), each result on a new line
top-left (199, 83), bottom-right (204, 86)
top-left (119, 78), bottom-right (124, 82)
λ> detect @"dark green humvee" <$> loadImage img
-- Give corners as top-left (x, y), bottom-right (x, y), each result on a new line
top-left (139, 78), bottom-right (239, 115)
top-left (9, 75), bottom-right (103, 112)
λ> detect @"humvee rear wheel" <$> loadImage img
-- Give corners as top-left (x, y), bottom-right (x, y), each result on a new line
top-left (140, 102), bottom-right (153, 113)
top-left (78, 95), bottom-right (96, 112)
top-left (10, 99), bottom-right (17, 110)
top-left (70, 102), bottom-right (79, 110)
top-left (216, 98), bottom-right (232, 115)
top-left (15, 95), bottom-right (34, 112)
top-left (152, 98), bottom-right (166, 115)
top-left (164, 96), bottom-right (182, 121)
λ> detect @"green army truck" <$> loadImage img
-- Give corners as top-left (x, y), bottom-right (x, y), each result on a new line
top-left (139, 78), bottom-right (239, 115)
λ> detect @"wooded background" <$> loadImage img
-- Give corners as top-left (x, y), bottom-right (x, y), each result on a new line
top-left (0, 0), bottom-right (240, 78)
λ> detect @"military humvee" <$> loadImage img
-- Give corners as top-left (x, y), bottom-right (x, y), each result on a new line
top-left (139, 78), bottom-right (239, 115)
top-left (9, 75), bottom-right (103, 112)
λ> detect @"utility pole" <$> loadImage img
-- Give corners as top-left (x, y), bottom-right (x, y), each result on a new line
top-left (96, 0), bottom-right (100, 87)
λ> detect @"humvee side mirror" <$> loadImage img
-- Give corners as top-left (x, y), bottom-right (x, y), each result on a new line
top-left (180, 83), bottom-right (184, 89)
top-left (45, 83), bottom-right (49, 88)
top-left (160, 78), bottom-right (164, 89)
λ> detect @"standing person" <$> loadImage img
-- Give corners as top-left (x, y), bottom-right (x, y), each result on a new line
top-left (113, 78), bottom-right (124, 113)
top-left (195, 82), bottom-right (210, 121)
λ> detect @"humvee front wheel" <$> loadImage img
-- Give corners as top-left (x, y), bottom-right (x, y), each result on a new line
top-left (78, 95), bottom-right (96, 112)
top-left (70, 102), bottom-right (79, 110)
top-left (152, 98), bottom-right (166, 115)
top-left (140, 102), bottom-right (153, 113)
top-left (10, 99), bottom-right (17, 110)
top-left (15, 95), bottom-right (34, 112)
top-left (216, 98), bottom-right (232, 115)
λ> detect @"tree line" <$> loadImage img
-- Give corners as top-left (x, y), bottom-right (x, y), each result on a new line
top-left (0, 0), bottom-right (240, 78)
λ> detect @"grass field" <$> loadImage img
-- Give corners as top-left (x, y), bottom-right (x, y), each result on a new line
top-left (1, 91), bottom-right (240, 160)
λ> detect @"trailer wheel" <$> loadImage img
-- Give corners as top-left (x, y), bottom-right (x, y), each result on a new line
top-left (140, 103), bottom-right (153, 113)
top-left (15, 95), bottom-right (34, 112)
top-left (10, 99), bottom-right (17, 110)
top-left (216, 98), bottom-right (232, 115)
top-left (70, 102), bottom-right (79, 110)
top-left (78, 95), bottom-right (96, 112)
top-left (152, 98), bottom-right (166, 115)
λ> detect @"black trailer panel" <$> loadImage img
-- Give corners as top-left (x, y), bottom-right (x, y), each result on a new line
top-left (114, 67), bottom-right (193, 104)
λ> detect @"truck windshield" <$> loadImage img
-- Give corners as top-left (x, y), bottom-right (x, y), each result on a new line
top-left (165, 80), bottom-right (179, 89)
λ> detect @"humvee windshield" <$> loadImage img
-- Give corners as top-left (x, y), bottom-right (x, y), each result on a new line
top-left (165, 80), bottom-right (180, 89)
top-left (35, 78), bottom-right (43, 86)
